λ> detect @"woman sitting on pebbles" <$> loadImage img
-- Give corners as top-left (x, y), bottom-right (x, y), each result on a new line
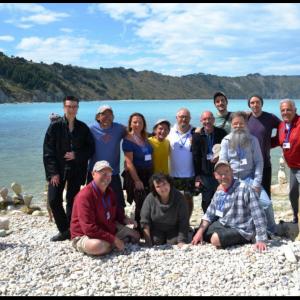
top-left (140, 173), bottom-right (190, 247)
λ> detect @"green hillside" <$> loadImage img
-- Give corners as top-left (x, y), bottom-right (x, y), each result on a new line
top-left (1, 52), bottom-right (300, 103)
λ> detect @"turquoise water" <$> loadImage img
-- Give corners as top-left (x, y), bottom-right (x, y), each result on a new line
top-left (0, 99), bottom-right (297, 204)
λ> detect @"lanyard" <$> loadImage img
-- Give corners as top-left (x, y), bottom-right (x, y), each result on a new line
top-left (217, 181), bottom-right (234, 211)
top-left (206, 133), bottom-right (214, 154)
top-left (176, 130), bottom-right (190, 148)
top-left (92, 181), bottom-right (111, 220)
top-left (284, 124), bottom-right (292, 143)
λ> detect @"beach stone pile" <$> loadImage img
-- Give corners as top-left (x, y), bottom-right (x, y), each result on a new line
top-left (0, 183), bottom-right (42, 215)
top-left (0, 195), bottom-right (300, 296)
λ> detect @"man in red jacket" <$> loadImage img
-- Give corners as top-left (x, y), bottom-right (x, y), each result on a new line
top-left (71, 160), bottom-right (140, 255)
top-left (272, 99), bottom-right (300, 224)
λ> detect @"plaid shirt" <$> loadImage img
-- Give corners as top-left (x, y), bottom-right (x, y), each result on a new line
top-left (203, 179), bottom-right (267, 242)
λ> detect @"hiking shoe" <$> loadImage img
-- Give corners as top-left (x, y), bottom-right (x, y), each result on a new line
top-left (50, 230), bottom-right (70, 242)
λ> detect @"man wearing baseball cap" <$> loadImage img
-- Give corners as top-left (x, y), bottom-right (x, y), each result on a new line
top-left (88, 104), bottom-right (127, 213)
top-left (148, 119), bottom-right (171, 174)
top-left (71, 160), bottom-right (140, 256)
top-left (192, 160), bottom-right (268, 251)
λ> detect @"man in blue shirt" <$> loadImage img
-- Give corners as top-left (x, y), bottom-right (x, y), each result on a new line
top-left (88, 105), bottom-right (127, 212)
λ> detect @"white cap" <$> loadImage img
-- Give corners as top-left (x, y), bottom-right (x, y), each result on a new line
top-left (153, 118), bottom-right (171, 130)
top-left (214, 160), bottom-right (231, 171)
top-left (96, 105), bottom-right (113, 114)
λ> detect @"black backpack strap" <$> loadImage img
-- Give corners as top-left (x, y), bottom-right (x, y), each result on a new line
top-left (221, 112), bottom-right (231, 128)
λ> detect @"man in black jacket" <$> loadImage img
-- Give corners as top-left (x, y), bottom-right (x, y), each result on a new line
top-left (43, 96), bottom-right (94, 241)
top-left (192, 111), bottom-right (227, 213)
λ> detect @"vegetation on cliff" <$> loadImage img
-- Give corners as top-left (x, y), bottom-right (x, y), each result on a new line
top-left (1, 52), bottom-right (300, 103)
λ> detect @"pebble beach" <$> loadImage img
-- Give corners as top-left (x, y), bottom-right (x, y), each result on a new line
top-left (1, 191), bottom-right (300, 296)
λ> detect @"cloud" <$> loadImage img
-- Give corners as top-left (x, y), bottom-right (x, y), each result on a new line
top-left (0, 35), bottom-right (15, 42)
top-left (89, 3), bottom-right (150, 21)
top-left (92, 3), bottom-right (300, 75)
top-left (16, 35), bottom-right (131, 66)
top-left (60, 28), bottom-right (73, 33)
top-left (1, 3), bottom-right (69, 28)
top-left (0, 3), bottom-right (45, 13)
top-left (20, 12), bottom-right (69, 25)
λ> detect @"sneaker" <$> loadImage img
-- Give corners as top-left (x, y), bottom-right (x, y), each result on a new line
top-left (50, 230), bottom-right (70, 242)
top-left (267, 231), bottom-right (281, 241)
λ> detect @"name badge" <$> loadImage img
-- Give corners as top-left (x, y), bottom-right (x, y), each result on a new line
top-left (240, 158), bottom-right (248, 166)
top-left (207, 154), bottom-right (213, 160)
top-left (145, 154), bottom-right (152, 161)
top-left (283, 142), bottom-right (291, 149)
top-left (216, 210), bottom-right (223, 217)
top-left (106, 211), bottom-right (111, 220)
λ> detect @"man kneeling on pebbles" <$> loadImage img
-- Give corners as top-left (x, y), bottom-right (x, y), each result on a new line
top-left (192, 160), bottom-right (268, 252)
top-left (71, 161), bottom-right (140, 256)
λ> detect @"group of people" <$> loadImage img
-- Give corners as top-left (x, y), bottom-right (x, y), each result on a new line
top-left (43, 93), bottom-right (300, 256)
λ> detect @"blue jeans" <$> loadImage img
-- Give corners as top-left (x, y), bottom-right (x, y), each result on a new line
top-left (243, 177), bottom-right (277, 234)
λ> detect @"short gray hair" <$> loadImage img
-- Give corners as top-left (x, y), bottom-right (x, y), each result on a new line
top-left (230, 111), bottom-right (248, 123)
top-left (176, 108), bottom-right (191, 118)
top-left (280, 98), bottom-right (296, 110)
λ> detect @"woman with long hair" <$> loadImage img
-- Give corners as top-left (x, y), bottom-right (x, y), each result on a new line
top-left (122, 112), bottom-right (153, 233)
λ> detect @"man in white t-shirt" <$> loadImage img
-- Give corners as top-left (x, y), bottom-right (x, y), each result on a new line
top-left (167, 108), bottom-right (196, 219)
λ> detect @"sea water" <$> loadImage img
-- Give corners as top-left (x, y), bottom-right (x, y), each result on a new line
top-left (0, 98), bottom-right (297, 205)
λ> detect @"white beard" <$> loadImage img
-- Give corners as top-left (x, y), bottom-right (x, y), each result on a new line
top-left (229, 128), bottom-right (251, 149)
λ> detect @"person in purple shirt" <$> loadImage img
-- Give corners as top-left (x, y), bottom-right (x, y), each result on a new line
top-left (247, 95), bottom-right (281, 237)
top-left (247, 95), bottom-right (281, 197)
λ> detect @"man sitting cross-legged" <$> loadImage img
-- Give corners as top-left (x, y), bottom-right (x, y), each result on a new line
top-left (71, 160), bottom-right (140, 256)
top-left (192, 160), bottom-right (268, 252)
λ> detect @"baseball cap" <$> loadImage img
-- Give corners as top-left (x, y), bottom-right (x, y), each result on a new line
top-left (214, 160), bottom-right (231, 171)
top-left (213, 91), bottom-right (228, 103)
top-left (93, 160), bottom-right (113, 172)
top-left (96, 105), bottom-right (113, 114)
top-left (153, 119), bottom-right (171, 130)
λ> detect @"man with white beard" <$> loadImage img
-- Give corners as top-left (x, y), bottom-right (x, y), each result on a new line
top-left (219, 111), bottom-right (277, 236)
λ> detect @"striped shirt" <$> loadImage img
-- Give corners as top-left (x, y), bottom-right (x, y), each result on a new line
top-left (203, 179), bottom-right (267, 242)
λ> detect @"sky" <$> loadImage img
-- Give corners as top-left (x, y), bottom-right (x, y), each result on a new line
top-left (0, 3), bottom-right (300, 77)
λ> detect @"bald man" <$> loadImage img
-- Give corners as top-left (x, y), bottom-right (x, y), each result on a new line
top-left (192, 111), bottom-right (227, 213)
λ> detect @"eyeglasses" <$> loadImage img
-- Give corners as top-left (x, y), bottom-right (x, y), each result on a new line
top-left (64, 105), bottom-right (78, 109)
top-left (177, 115), bottom-right (190, 119)
top-left (97, 171), bottom-right (112, 177)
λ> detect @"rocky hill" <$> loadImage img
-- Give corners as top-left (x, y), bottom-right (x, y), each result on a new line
top-left (1, 52), bottom-right (300, 103)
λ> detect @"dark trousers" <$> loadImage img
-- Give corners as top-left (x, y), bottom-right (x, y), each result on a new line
top-left (200, 175), bottom-right (219, 213)
top-left (48, 175), bottom-right (81, 233)
top-left (261, 166), bottom-right (272, 198)
top-left (289, 168), bottom-right (300, 219)
top-left (203, 220), bottom-right (249, 249)
top-left (151, 226), bottom-right (179, 245)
